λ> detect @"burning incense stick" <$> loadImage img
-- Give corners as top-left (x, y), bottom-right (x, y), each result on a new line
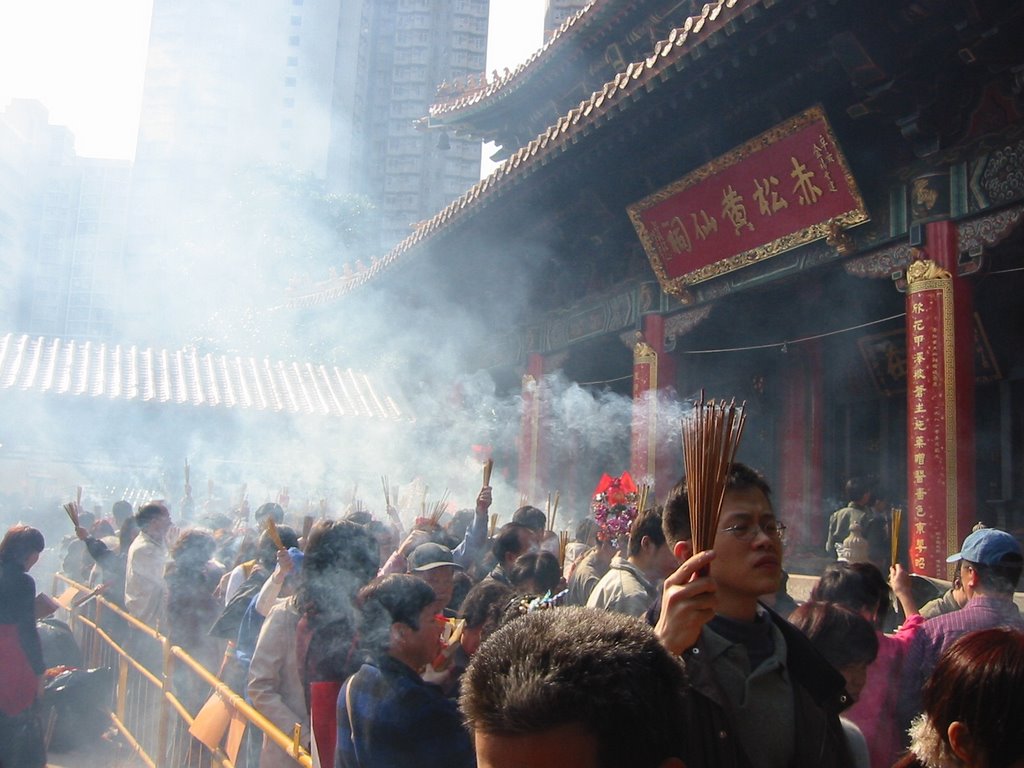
top-left (890, 506), bottom-right (903, 568)
top-left (381, 475), bottom-right (391, 510)
top-left (681, 394), bottom-right (747, 554)
top-left (549, 491), bottom-right (560, 531)
top-left (483, 458), bottom-right (493, 487)
top-left (489, 513), bottom-right (497, 538)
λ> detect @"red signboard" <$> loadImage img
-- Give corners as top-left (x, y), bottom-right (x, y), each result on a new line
top-left (627, 105), bottom-right (868, 296)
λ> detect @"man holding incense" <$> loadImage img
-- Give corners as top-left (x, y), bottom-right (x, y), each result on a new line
top-left (656, 464), bottom-right (853, 768)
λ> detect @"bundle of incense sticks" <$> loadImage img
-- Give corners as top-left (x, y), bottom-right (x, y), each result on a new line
top-left (681, 394), bottom-right (747, 554)
top-left (63, 501), bottom-right (80, 529)
top-left (557, 530), bottom-right (570, 570)
top-left (428, 490), bottom-right (451, 526)
top-left (890, 506), bottom-right (903, 568)
top-left (483, 458), bottom-right (493, 487)
top-left (546, 491), bottom-right (561, 531)
top-left (264, 516), bottom-right (286, 552)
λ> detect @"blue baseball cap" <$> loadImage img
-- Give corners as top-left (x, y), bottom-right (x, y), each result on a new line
top-left (947, 528), bottom-right (1022, 565)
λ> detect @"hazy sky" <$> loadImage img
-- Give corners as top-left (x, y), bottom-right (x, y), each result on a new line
top-left (0, 0), bottom-right (547, 161)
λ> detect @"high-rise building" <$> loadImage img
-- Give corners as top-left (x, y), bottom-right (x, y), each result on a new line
top-left (346, 0), bottom-right (489, 247)
top-left (130, 0), bottom-right (489, 284)
top-left (544, 0), bottom-right (588, 40)
top-left (0, 100), bottom-right (130, 339)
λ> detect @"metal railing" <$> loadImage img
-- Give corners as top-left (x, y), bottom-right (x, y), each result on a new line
top-left (51, 573), bottom-right (312, 768)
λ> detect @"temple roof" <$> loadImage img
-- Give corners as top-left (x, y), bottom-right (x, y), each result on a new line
top-left (0, 333), bottom-right (408, 420)
top-left (282, 0), bottom-right (754, 310)
top-left (428, 0), bottom-right (599, 122)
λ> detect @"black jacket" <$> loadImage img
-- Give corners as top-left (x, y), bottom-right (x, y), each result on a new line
top-left (679, 604), bottom-right (854, 768)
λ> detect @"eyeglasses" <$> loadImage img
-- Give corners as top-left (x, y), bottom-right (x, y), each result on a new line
top-left (720, 521), bottom-right (787, 543)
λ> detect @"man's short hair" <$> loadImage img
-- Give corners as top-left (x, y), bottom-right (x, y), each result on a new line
top-left (512, 505), bottom-right (546, 533)
top-left (964, 556), bottom-right (1023, 595)
top-left (627, 506), bottom-right (666, 557)
top-left (135, 501), bottom-right (168, 528)
top-left (492, 522), bottom-right (532, 563)
top-left (460, 606), bottom-right (687, 768)
top-left (844, 477), bottom-right (868, 503)
top-left (662, 463), bottom-right (772, 548)
top-left (358, 574), bottom-right (436, 654)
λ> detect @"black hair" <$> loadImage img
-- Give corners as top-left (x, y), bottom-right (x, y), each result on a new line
top-left (512, 505), bottom-right (546, 533)
top-left (628, 506), bottom-right (666, 557)
top-left (509, 551), bottom-right (561, 594)
top-left (358, 574), bottom-right (436, 655)
top-left (135, 501), bottom-right (169, 528)
top-left (789, 601), bottom-right (879, 669)
top-left (461, 607), bottom-right (688, 768)
top-left (458, 580), bottom-right (514, 630)
top-left (663, 462), bottom-right (772, 548)
top-left (0, 525), bottom-right (45, 568)
top-left (811, 561), bottom-right (890, 628)
top-left (492, 522), bottom-right (532, 563)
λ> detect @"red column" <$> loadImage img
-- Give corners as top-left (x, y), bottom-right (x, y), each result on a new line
top-left (518, 353), bottom-right (547, 504)
top-left (630, 314), bottom-right (678, 498)
top-left (776, 339), bottom-right (825, 553)
top-left (905, 221), bottom-right (976, 579)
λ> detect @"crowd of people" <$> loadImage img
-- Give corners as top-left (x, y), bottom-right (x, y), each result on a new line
top-left (1, 462), bottom-right (1022, 768)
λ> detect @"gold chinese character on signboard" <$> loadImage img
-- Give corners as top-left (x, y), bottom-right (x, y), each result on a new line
top-left (914, 436), bottom-right (925, 448)
top-left (913, 319), bottom-right (925, 332)
top-left (691, 210), bottom-right (718, 240)
top-left (914, 521), bottom-right (926, 533)
top-left (914, 418), bottom-right (926, 432)
top-left (913, 556), bottom-right (927, 569)
top-left (912, 302), bottom-right (924, 314)
top-left (752, 176), bottom-right (788, 216)
top-left (914, 470), bottom-right (926, 484)
top-left (721, 186), bottom-right (754, 236)
top-left (660, 216), bottom-right (692, 254)
top-left (790, 157), bottom-right (823, 205)
top-left (915, 487), bottom-right (928, 501)
top-left (915, 540), bottom-right (927, 552)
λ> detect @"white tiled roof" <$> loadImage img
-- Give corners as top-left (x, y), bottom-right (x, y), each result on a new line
top-left (0, 333), bottom-right (407, 420)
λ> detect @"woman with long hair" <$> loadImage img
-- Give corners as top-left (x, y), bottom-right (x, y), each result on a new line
top-left (0, 524), bottom-right (47, 768)
top-left (899, 627), bottom-right (1024, 768)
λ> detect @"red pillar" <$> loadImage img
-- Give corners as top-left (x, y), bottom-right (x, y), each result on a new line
top-left (518, 353), bottom-right (547, 504)
top-left (630, 314), bottom-right (678, 498)
top-left (905, 221), bottom-right (976, 579)
top-left (777, 339), bottom-right (825, 553)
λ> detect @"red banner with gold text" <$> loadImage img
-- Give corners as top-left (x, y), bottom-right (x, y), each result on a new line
top-left (628, 105), bottom-right (868, 296)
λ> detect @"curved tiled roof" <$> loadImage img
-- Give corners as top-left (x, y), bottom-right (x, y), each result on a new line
top-left (0, 333), bottom-right (408, 421)
top-left (281, 0), bottom-right (756, 310)
top-left (429, 0), bottom-right (599, 120)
